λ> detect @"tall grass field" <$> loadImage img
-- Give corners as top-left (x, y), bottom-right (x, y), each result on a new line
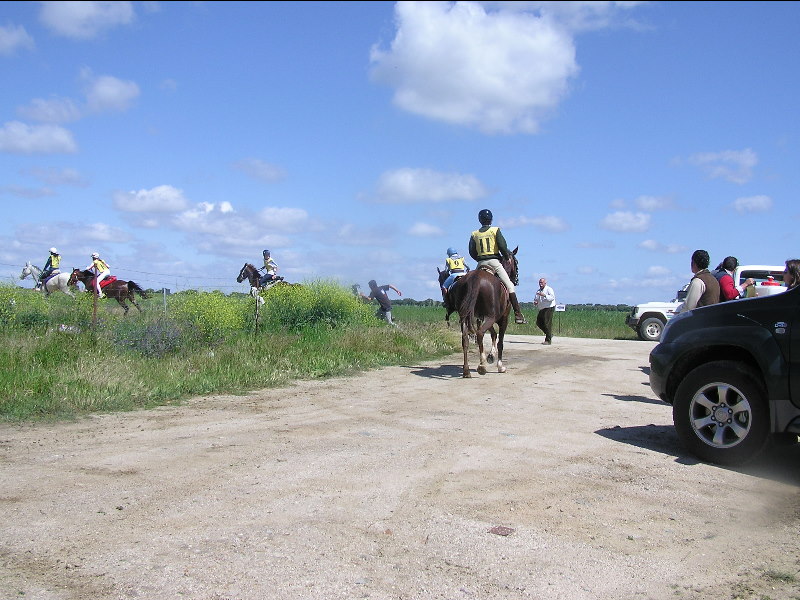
top-left (1, 282), bottom-right (636, 422)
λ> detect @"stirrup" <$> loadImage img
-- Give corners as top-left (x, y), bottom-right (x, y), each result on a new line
top-left (515, 314), bottom-right (527, 324)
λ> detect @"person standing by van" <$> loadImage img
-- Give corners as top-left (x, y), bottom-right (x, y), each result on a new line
top-left (678, 249), bottom-right (720, 313)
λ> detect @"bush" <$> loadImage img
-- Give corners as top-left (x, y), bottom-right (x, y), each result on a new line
top-left (170, 290), bottom-right (248, 341)
top-left (259, 281), bottom-right (374, 331)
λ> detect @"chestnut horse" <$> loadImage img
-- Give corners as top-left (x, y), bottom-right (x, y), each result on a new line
top-left (68, 269), bottom-right (149, 314)
top-left (236, 263), bottom-right (296, 293)
top-left (440, 247), bottom-right (519, 378)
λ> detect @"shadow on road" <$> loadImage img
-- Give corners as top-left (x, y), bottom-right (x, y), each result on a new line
top-left (407, 364), bottom-right (464, 379)
top-left (596, 424), bottom-right (800, 486)
top-left (602, 392), bottom-right (663, 406)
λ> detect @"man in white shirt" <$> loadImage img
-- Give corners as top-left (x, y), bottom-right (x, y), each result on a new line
top-left (534, 277), bottom-right (556, 345)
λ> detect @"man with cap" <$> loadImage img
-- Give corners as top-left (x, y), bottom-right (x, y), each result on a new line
top-left (468, 209), bottom-right (527, 324)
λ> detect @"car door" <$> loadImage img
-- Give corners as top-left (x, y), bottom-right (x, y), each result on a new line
top-left (792, 293), bottom-right (800, 403)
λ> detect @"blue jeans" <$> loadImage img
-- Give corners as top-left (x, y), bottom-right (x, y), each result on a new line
top-left (443, 272), bottom-right (466, 291)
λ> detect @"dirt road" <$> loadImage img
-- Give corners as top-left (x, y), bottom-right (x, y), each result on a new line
top-left (2, 335), bottom-right (799, 600)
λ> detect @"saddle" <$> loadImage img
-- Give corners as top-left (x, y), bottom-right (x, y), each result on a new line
top-left (98, 276), bottom-right (118, 288)
top-left (41, 272), bottom-right (58, 285)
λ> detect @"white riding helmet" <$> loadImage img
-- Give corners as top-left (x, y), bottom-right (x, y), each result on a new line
top-left (91, 252), bottom-right (99, 259)
top-left (50, 247), bottom-right (58, 254)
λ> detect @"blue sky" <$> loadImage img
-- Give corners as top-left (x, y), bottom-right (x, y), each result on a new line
top-left (1, 1), bottom-right (798, 305)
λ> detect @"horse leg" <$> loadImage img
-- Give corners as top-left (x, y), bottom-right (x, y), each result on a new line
top-left (460, 318), bottom-right (471, 378)
top-left (486, 325), bottom-right (498, 364)
top-left (475, 318), bottom-right (494, 375)
top-left (496, 313), bottom-right (509, 374)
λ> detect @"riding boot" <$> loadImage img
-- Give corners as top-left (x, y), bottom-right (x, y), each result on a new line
top-left (509, 292), bottom-right (527, 324)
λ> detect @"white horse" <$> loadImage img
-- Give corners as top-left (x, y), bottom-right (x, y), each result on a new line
top-left (19, 262), bottom-right (76, 298)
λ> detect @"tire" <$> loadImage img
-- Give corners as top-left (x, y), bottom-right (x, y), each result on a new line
top-left (638, 317), bottom-right (664, 342)
top-left (673, 361), bottom-right (769, 466)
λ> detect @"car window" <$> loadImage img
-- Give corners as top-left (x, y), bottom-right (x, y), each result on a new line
top-left (738, 270), bottom-right (785, 286)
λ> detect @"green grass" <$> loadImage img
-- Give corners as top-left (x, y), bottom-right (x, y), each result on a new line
top-left (0, 284), bottom-right (635, 422)
top-left (393, 305), bottom-right (637, 340)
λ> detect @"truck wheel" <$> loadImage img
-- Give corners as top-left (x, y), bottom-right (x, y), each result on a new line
top-left (638, 317), bottom-right (664, 341)
top-left (673, 361), bottom-right (769, 466)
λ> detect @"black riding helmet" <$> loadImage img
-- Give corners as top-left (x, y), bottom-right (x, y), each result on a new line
top-left (478, 209), bottom-right (493, 225)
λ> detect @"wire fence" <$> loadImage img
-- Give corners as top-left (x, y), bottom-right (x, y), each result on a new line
top-left (1, 261), bottom-right (248, 293)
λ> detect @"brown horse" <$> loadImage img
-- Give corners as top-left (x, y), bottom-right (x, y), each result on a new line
top-left (236, 263), bottom-right (297, 296)
top-left (68, 269), bottom-right (149, 314)
top-left (443, 247), bottom-right (519, 378)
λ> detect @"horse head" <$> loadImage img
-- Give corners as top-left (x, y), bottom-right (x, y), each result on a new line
top-left (236, 263), bottom-right (252, 284)
top-left (67, 268), bottom-right (82, 286)
top-left (501, 246), bottom-right (519, 286)
top-left (20, 261), bottom-right (40, 280)
top-left (437, 267), bottom-right (448, 288)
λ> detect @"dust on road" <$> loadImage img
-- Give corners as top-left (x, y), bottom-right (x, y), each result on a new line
top-left (2, 335), bottom-right (799, 600)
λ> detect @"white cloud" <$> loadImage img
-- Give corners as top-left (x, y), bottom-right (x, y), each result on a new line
top-left (501, 215), bottom-right (569, 232)
top-left (370, 1), bottom-right (578, 134)
top-left (686, 148), bottom-right (757, 184)
top-left (39, 1), bottom-right (135, 39)
top-left (408, 222), bottom-right (444, 237)
top-left (638, 239), bottom-right (687, 254)
top-left (0, 23), bottom-right (35, 55)
top-left (0, 121), bottom-right (78, 154)
top-left (731, 194), bottom-right (772, 213)
top-left (599, 211), bottom-right (650, 232)
top-left (576, 265), bottom-right (596, 275)
top-left (0, 185), bottom-right (55, 199)
top-left (171, 204), bottom-right (292, 257)
top-left (634, 195), bottom-right (674, 211)
top-left (646, 265), bottom-right (671, 277)
top-left (17, 97), bottom-right (82, 123)
top-left (82, 222), bottom-right (133, 243)
top-left (609, 198), bottom-right (626, 209)
top-left (113, 185), bottom-right (189, 213)
top-left (257, 207), bottom-right (312, 232)
top-left (233, 158), bottom-right (287, 182)
top-left (80, 70), bottom-right (140, 113)
top-left (374, 168), bottom-right (487, 203)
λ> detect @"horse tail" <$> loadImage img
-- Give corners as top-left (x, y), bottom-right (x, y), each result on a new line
top-left (460, 275), bottom-right (482, 335)
top-left (128, 281), bottom-right (149, 298)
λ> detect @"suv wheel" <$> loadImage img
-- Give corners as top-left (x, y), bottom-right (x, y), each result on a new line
top-left (639, 317), bottom-right (664, 342)
top-left (673, 361), bottom-right (769, 466)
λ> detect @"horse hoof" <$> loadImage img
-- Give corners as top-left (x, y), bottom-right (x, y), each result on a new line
top-left (487, 354), bottom-right (495, 364)
top-left (498, 362), bottom-right (506, 373)
top-left (477, 365), bottom-right (487, 375)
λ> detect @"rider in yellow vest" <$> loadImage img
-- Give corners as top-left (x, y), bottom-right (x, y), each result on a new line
top-left (468, 209), bottom-right (527, 324)
top-left (441, 247), bottom-right (470, 294)
top-left (38, 247), bottom-right (61, 288)
top-left (85, 252), bottom-right (111, 298)
top-left (258, 249), bottom-right (284, 286)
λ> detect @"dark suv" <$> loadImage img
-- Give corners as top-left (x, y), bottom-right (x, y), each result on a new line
top-left (649, 285), bottom-right (800, 465)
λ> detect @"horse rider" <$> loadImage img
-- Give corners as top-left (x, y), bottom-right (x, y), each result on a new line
top-left (38, 247), bottom-right (61, 288)
top-left (468, 208), bottom-right (528, 325)
top-left (85, 252), bottom-right (111, 298)
top-left (258, 249), bottom-right (284, 286)
top-left (441, 247), bottom-right (470, 294)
